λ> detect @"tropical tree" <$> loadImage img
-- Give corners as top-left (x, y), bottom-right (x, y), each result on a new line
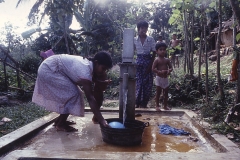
top-left (169, 0), bottom-right (197, 75)
top-left (17, 0), bottom-right (137, 57)
top-left (17, 0), bottom-right (85, 55)
top-left (0, 23), bottom-right (36, 92)
top-left (229, 0), bottom-right (240, 25)
top-left (149, 1), bottom-right (172, 42)
top-left (216, 0), bottom-right (224, 100)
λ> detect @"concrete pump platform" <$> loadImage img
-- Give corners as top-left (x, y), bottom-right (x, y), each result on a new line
top-left (0, 108), bottom-right (240, 160)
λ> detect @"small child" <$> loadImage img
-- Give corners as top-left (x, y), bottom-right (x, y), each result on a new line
top-left (169, 34), bottom-right (181, 68)
top-left (152, 42), bottom-right (173, 111)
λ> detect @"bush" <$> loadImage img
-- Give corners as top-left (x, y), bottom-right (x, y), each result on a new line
top-left (19, 54), bottom-right (41, 74)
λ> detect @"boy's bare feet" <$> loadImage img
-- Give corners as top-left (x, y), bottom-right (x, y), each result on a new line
top-left (163, 106), bottom-right (171, 110)
top-left (156, 107), bottom-right (162, 111)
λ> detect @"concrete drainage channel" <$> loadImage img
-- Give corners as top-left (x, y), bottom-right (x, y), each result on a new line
top-left (0, 108), bottom-right (240, 160)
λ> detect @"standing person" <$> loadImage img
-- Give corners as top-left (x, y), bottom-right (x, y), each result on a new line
top-left (134, 20), bottom-right (156, 108)
top-left (32, 51), bottom-right (113, 132)
top-left (157, 35), bottom-right (165, 43)
top-left (152, 42), bottom-right (173, 111)
top-left (169, 34), bottom-right (181, 68)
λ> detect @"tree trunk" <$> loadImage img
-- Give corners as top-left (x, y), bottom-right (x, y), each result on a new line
top-left (198, 8), bottom-right (204, 90)
top-left (190, 10), bottom-right (194, 76)
top-left (0, 46), bottom-right (21, 89)
top-left (187, 13), bottom-right (191, 74)
top-left (183, 9), bottom-right (188, 73)
top-left (216, 0), bottom-right (224, 100)
top-left (16, 64), bottom-right (21, 89)
top-left (233, 15), bottom-right (237, 47)
top-left (3, 59), bottom-right (7, 91)
top-left (234, 14), bottom-right (240, 105)
top-left (229, 0), bottom-right (240, 25)
top-left (183, 10), bottom-right (191, 74)
top-left (204, 24), bottom-right (209, 104)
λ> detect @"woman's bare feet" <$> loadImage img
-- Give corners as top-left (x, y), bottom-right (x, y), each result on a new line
top-left (163, 106), bottom-right (171, 110)
top-left (53, 120), bottom-right (76, 126)
top-left (92, 116), bottom-right (99, 124)
top-left (56, 124), bottom-right (78, 132)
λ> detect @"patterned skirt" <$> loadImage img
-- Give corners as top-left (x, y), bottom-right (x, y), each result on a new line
top-left (32, 55), bottom-right (85, 116)
top-left (135, 54), bottom-right (153, 107)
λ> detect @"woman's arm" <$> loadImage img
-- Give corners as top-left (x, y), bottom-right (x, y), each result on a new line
top-left (80, 79), bottom-right (109, 127)
top-left (93, 73), bottom-right (111, 108)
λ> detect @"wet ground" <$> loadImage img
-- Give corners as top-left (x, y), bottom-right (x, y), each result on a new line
top-left (20, 112), bottom-right (213, 153)
top-left (1, 109), bottom-right (240, 159)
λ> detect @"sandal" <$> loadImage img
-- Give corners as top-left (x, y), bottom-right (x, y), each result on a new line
top-left (56, 125), bottom-right (78, 132)
top-left (53, 120), bottom-right (76, 126)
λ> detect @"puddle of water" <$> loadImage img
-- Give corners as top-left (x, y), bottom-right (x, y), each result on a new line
top-left (91, 114), bottom-right (213, 152)
top-left (21, 113), bottom-right (216, 153)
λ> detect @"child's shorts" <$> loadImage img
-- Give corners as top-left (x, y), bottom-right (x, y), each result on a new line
top-left (155, 76), bottom-right (169, 89)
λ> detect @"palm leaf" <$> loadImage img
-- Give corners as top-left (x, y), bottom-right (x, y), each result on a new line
top-left (16, 0), bottom-right (22, 8)
top-left (38, 3), bottom-right (50, 26)
top-left (28, 0), bottom-right (45, 20)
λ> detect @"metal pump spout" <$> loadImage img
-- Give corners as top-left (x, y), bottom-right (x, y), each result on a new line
top-left (119, 28), bottom-right (136, 120)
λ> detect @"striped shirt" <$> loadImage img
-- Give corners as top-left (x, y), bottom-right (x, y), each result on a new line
top-left (134, 36), bottom-right (156, 55)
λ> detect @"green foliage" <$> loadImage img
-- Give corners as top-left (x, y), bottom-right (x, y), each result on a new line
top-left (236, 33), bottom-right (240, 42)
top-left (0, 103), bottom-right (50, 137)
top-left (194, 37), bottom-right (200, 41)
top-left (0, 65), bottom-right (18, 92)
top-left (105, 68), bottom-right (120, 99)
top-left (148, 1), bottom-right (172, 41)
top-left (168, 74), bottom-right (202, 106)
top-left (19, 54), bottom-right (41, 74)
top-left (31, 34), bottom-right (52, 56)
top-left (209, 1), bottom-right (216, 8)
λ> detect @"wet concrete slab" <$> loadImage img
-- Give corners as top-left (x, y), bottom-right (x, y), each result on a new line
top-left (1, 108), bottom-right (240, 159)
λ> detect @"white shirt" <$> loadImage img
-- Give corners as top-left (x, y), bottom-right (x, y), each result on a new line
top-left (134, 36), bottom-right (156, 55)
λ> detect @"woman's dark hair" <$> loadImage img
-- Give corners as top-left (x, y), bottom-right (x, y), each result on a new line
top-left (137, 20), bottom-right (148, 30)
top-left (93, 51), bottom-right (113, 69)
top-left (155, 42), bottom-right (168, 50)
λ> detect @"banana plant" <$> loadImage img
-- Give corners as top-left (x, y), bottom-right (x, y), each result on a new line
top-left (70, 0), bottom-right (98, 55)
top-left (17, 0), bottom-right (85, 55)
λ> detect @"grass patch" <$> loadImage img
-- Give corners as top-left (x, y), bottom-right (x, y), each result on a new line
top-left (0, 102), bottom-right (50, 137)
